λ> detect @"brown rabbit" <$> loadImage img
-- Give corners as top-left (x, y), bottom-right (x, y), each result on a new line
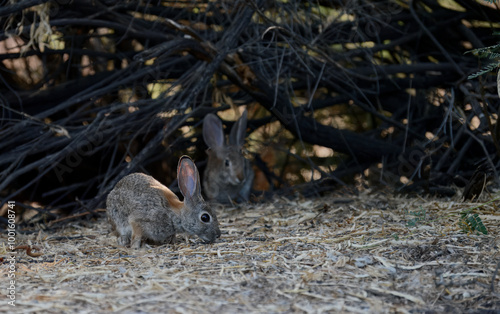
top-left (106, 156), bottom-right (221, 248)
top-left (203, 110), bottom-right (254, 203)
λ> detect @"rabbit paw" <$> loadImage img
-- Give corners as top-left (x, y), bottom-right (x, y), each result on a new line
top-left (131, 237), bottom-right (142, 249)
top-left (118, 235), bottom-right (130, 247)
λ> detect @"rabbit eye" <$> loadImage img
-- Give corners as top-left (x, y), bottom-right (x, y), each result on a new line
top-left (224, 159), bottom-right (230, 167)
top-left (201, 213), bottom-right (211, 223)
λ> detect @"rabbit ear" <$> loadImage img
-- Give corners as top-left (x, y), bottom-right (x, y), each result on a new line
top-left (229, 109), bottom-right (248, 147)
top-left (177, 156), bottom-right (201, 199)
top-left (203, 113), bottom-right (224, 148)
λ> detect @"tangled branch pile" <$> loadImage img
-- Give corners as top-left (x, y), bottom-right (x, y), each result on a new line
top-left (0, 0), bottom-right (499, 223)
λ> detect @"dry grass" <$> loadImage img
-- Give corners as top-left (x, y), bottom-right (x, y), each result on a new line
top-left (2, 191), bottom-right (499, 313)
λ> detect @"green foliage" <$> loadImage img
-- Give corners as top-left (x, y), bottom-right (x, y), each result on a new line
top-left (467, 61), bottom-right (499, 79)
top-left (458, 209), bottom-right (488, 235)
top-left (403, 205), bottom-right (488, 235)
top-left (405, 207), bottom-right (427, 227)
top-left (466, 42), bottom-right (500, 80)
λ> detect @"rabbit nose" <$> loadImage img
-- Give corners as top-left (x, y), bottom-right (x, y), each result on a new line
top-left (236, 171), bottom-right (244, 183)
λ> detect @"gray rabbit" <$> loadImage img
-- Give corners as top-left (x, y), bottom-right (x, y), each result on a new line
top-left (107, 156), bottom-right (221, 248)
top-left (203, 110), bottom-right (254, 203)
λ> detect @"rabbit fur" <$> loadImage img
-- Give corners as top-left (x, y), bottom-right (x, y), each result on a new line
top-left (107, 156), bottom-right (221, 248)
top-left (203, 110), bottom-right (254, 203)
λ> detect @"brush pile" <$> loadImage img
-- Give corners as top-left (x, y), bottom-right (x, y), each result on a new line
top-left (0, 0), bottom-right (499, 222)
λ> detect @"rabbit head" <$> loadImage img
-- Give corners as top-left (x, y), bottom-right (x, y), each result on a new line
top-left (203, 110), bottom-right (253, 202)
top-left (177, 156), bottom-right (221, 243)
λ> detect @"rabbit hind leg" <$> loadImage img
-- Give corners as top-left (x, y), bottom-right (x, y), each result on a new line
top-left (129, 220), bottom-right (144, 249)
top-left (107, 215), bottom-right (131, 246)
top-left (109, 218), bottom-right (132, 247)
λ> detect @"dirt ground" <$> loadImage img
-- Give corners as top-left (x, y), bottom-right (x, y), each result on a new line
top-left (2, 190), bottom-right (499, 313)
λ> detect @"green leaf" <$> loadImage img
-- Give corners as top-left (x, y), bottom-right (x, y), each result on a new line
top-left (459, 210), bottom-right (488, 235)
top-left (467, 62), bottom-right (499, 80)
